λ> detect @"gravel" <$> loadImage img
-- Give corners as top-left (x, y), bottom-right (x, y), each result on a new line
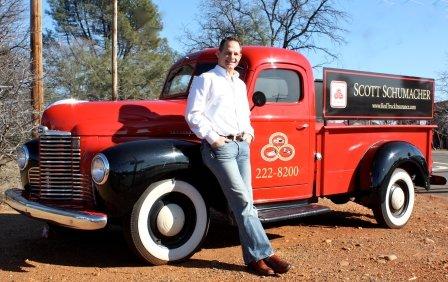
top-left (1, 161), bottom-right (448, 281)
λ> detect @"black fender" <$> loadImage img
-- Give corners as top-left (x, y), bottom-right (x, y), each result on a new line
top-left (21, 139), bottom-right (39, 194)
top-left (358, 141), bottom-right (429, 192)
top-left (95, 139), bottom-right (223, 218)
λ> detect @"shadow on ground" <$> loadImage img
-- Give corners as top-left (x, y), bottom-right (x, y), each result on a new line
top-left (0, 205), bottom-right (374, 272)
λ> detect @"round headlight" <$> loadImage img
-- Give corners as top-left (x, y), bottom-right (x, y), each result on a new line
top-left (17, 145), bottom-right (29, 170)
top-left (91, 154), bottom-right (110, 185)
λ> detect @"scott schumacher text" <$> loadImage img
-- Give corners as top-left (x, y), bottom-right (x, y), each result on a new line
top-left (353, 83), bottom-right (431, 100)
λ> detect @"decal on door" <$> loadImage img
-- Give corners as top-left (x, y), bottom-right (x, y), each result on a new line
top-left (261, 132), bottom-right (295, 162)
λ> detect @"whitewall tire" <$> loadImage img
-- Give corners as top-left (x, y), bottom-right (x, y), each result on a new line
top-left (126, 179), bottom-right (209, 265)
top-left (373, 168), bottom-right (415, 229)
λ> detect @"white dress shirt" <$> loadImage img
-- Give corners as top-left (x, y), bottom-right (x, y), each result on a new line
top-left (185, 65), bottom-right (254, 144)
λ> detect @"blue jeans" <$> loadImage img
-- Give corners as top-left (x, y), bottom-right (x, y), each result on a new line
top-left (201, 140), bottom-right (274, 264)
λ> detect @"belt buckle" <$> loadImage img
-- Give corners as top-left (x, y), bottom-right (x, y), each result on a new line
top-left (226, 133), bottom-right (243, 141)
top-left (235, 133), bottom-right (244, 142)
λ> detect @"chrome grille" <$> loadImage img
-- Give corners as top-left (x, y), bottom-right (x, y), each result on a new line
top-left (28, 132), bottom-right (94, 208)
top-left (28, 167), bottom-right (40, 188)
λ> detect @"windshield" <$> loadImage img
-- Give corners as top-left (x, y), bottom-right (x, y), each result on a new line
top-left (160, 61), bottom-right (248, 99)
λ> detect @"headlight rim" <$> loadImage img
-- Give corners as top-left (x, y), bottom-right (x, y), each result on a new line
top-left (91, 153), bottom-right (110, 185)
top-left (17, 145), bottom-right (30, 171)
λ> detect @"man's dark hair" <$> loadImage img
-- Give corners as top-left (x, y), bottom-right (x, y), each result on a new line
top-left (219, 36), bottom-right (241, 51)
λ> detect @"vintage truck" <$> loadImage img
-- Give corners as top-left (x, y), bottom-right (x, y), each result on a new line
top-left (5, 46), bottom-right (446, 265)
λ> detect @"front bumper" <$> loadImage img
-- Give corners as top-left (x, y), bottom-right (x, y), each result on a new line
top-left (4, 188), bottom-right (107, 230)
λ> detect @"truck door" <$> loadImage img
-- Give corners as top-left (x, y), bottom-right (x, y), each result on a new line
top-left (248, 63), bottom-right (313, 202)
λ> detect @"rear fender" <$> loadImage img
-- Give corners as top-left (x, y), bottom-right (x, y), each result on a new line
top-left (358, 141), bottom-right (429, 191)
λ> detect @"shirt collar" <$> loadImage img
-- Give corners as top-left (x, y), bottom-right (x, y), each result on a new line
top-left (214, 65), bottom-right (240, 79)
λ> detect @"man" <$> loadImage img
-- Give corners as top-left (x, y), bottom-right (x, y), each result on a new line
top-left (185, 36), bottom-right (291, 276)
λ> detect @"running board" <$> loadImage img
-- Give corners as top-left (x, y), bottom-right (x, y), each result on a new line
top-left (257, 203), bottom-right (331, 223)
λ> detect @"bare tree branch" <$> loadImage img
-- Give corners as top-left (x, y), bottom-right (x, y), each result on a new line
top-left (433, 100), bottom-right (448, 149)
top-left (183, 0), bottom-right (348, 63)
top-left (0, 0), bottom-right (34, 167)
top-left (438, 70), bottom-right (448, 101)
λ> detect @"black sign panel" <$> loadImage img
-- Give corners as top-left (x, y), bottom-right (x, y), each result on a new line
top-left (323, 68), bottom-right (434, 119)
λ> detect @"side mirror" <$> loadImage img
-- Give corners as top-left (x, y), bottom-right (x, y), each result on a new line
top-left (251, 91), bottom-right (266, 111)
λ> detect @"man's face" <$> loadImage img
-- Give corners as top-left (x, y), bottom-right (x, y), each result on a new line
top-left (217, 40), bottom-right (242, 73)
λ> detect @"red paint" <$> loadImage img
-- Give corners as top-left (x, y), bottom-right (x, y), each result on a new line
top-left (40, 46), bottom-right (435, 206)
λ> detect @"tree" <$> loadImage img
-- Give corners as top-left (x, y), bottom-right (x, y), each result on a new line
top-left (439, 71), bottom-right (448, 101)
top-left (433, 100), bottom-right (448, 149)
top-left (183, 0), bottom-right (347, 63)
top-left (44, 0), bottom-right (175, 101)
top-left (0, 0), bottom-right (34, 167)
top-left (433, 63), bottom-right (448, 149)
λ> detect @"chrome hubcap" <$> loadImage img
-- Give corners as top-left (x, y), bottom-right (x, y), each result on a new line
top-left (390, 184), bottom-right (405, 210)
top-left (156, 203), bottom-right (185, 237)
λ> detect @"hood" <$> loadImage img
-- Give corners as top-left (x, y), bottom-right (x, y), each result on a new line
top-left (41, 99), bottom-right (192, 138)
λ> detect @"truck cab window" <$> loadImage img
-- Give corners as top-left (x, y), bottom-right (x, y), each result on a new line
top-left (193, 62), bottom-right (247, 79)
top-left (162, 65), bottom-right (194, 97)
top-left (161, 63), bottom-right (217, 98)
top-left (161, 62), bottom-right (249, 99)
top-left (255, 69), bottom-right (301, 102)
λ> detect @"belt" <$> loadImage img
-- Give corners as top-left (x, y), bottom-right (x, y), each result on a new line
top-left (223, 133), bottom-right (244, 141)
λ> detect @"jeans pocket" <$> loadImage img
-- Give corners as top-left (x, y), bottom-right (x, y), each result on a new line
top-left (239, 141), bottom-right (250, 157)
top-left (211, 142), bottom-right (233, 159)
top-left (201, 142), bottom-right (216, 159)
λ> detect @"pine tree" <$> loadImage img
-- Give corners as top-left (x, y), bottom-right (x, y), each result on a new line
top-left (45, 0), bottom-right (175, 101)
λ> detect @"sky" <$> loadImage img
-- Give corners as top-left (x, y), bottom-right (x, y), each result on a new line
top-left (152, 0), bottom-right (448, 98)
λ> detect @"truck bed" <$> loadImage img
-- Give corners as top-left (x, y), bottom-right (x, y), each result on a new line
top-left (315, 124), bottom-right (434, 196)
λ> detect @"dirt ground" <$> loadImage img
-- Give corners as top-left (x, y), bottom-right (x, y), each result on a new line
top-left (1, 162), bottom-right (448, 281)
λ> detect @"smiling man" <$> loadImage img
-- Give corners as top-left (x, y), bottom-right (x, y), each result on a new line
top-left (185, 36), bottom-right (291, 276)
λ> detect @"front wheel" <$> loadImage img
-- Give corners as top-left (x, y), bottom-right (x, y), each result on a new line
top-left (372, 168), bottom-right (415, 229)
top-left (125, 179), bottom-right (209, 265)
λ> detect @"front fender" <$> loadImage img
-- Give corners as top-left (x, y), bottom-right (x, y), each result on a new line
top-left (95, 139), bottom-right (213, 217)
top-left (367, 141), bottom-right (429, 190)
top-left (20, 139), bottom-right (39, 194)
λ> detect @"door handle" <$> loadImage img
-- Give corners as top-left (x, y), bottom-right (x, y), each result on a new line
top-left (296, 123), bottom-right (309, 130)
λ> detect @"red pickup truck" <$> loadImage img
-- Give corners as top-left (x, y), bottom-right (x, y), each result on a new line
top-left (5, 46), bottom-right (446, 265)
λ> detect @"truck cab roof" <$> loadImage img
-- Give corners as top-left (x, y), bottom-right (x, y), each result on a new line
top-left (172, 46), bottom-right (312, 71)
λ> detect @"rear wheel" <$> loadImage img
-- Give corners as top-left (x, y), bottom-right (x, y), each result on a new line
top-left (125, 179), bottom-right (209, 265)
top-left (372, 168), bottom-right (415, 229)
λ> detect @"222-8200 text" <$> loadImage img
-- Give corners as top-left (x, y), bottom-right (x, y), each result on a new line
top-left (255, 166), bottom-right (299, 179)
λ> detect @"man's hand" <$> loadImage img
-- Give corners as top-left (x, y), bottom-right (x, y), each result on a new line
top-left (211, 136), bottom-right (228, 148)
top-left (243, 133), bottom-right (253, 144)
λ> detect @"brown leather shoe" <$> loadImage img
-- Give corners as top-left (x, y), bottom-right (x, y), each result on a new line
top-left (264, 254), bottom-right (291, 274)
top-left (247, 259), bottom-right (276, 276)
